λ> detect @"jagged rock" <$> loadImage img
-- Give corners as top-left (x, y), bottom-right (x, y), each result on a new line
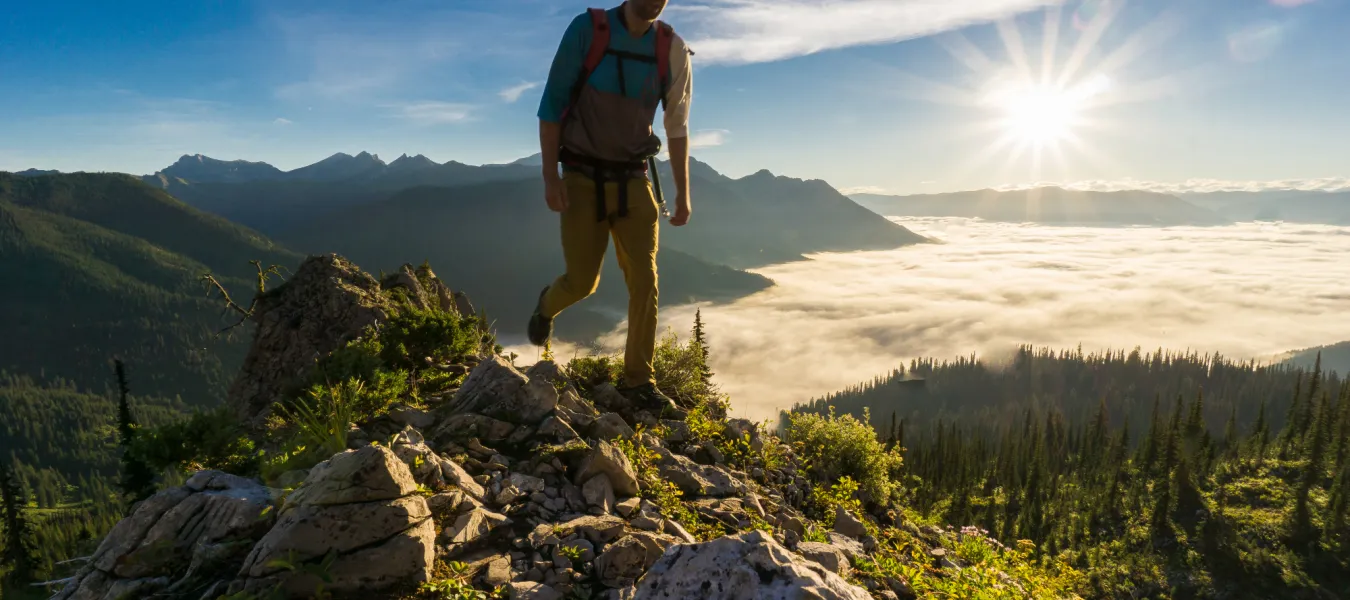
top-left (797, 541), bottom-right (850, 576)
top-left (445, 355), bottom-right (558, 425)
top-left (582, 474), bottom-right (616, 514)
top-left (387, 264), bottom-right (433, 311)
top-left (227, 254), bottom-right (393, 426)
top-left (652, 446), bottom-right (747, 497)
top-left (433, 413), bottom-right (517, 445)
top-left (834, 506), bottom-right (868, 539)
top-left (590, 383), bottom-right (631, 413)
top-left (389, 405), bottom-right (436, 429)
top-left (511, 581), bottom-right (564, 599)
top-left (537, 416), bottom-right (580, 440)
top-left (453, 290), bottom-right (476, 318)
top-left (235, 446), bottom-right (434, 598)
top-left (391, 426), bottom-right (485, 501)
top-left (509, 473), bottom-right (547, 494)
top-left (483, 555), bottom-right (513, 587)
top-left (446, 507), bottom-right (512, 544)
top-left (777, 513), bottom-right (807, 536)
top-left (723, 418), bottom-right (765, 453)
top-left (572, 440), bottom-right (639, 496)
top-left (427, 489), bottom-right (478, 516)
top-left (589, 413), bottom-right (635, 440)
top-left (595, 532), bottom-right (677, 588)
top-left (52, 472), bottom-right (276, 600)
top-left (696, 440), bottom-right (726, 465)
top-left (554, 515), bottom-right (626, 545)
top-left (558, 388), bottom-right (600, 417)
top-left (634, 530), bottom-right (871, 600)
top-left (663, 519), bottom-right (697, 544)
top-left (660, 419), bottom-right (690, 442)
top-left (886, 576), bottom-right (917, 599)
top-left (826, 532), bottom-right (867, 565)
top-left (615, 497), bottom-right (641, 518)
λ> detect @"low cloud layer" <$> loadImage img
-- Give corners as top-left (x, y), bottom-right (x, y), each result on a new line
top-left (508, 219), bottom-right (1350, 422)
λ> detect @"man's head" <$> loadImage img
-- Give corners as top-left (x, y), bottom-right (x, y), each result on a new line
top-left (628, 0), bottom-right (668, 21)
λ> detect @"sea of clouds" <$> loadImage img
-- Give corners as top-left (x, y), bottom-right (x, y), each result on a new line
top-left (509, 218), bottom-right (1350, 422)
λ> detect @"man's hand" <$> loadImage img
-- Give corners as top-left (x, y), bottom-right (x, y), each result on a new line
top-left (669, 195), bottom-right (691, 226)
top-left (544, 173), bottom-right (568, 212)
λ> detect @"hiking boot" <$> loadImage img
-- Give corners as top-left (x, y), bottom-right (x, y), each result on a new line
top-left (618, 383), bottom-right (682, 419)
top-left (527, 286), bottom-right (552, 346)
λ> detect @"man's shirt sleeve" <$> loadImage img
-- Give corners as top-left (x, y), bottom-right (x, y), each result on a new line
top-left (538, 14), bottom-right (590, 123)
top-left (663, 32), bottom-right (693, 139)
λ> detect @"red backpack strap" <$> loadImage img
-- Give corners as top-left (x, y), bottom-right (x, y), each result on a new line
top-left (583, 8), bottom-right (611, 73)
top-left (562, 8), bottom-right (612, 125)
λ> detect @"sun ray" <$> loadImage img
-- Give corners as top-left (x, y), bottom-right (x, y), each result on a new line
top-left (1057, 0), bottom-right (1125, 89)
top-left (996, 17), bottom-right (1034, 85)
top-left (1040, 3), bottom-right (1064, 86)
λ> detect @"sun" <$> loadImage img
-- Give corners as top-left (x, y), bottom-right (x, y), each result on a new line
top-left (993, 75), bottom-right (1110, 148)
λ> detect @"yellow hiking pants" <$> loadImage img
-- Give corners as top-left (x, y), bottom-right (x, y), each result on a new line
top-left (540, 170), bottom-right (659, 387)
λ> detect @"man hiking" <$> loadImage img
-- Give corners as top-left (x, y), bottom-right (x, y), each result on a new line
top-left (529, 0), bottom-right (693, 415)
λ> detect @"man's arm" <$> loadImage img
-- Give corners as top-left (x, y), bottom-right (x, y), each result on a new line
top-left (664, 33), bottom-right (694, 226)
top-left (538, 14), bottom-right (589, 211)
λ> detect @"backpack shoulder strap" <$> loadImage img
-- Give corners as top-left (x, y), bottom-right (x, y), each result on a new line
top-left (655, 21), bottom-right (674, 110)
top-left (583, 8), bottom-right (611, 74)
top-left (562, 8), bottom-right (612, 125)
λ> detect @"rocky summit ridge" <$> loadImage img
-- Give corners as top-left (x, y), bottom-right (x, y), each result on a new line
top-left (48, 254), bottom-right (1057, 600)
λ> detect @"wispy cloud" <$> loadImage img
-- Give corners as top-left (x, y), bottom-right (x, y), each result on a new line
top-left (996, 177), bottom-right (1350, 194)
top-left (385, 101), bottom-right (475, 125)
top-left (689, 129), bottom-right (731, 148)
top-left (499, 81), bottom-right (541, 103)
top-left (672, 0), bottom-right (1062, 65)
top-left (273, 117), bottom-right (293, 125)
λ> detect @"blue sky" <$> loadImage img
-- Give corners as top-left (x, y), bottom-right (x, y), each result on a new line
top-left (2, 0), bottom-right (1348, 194)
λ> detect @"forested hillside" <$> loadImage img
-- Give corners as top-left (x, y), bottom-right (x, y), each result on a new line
top-left (796, 349), bottom-right (1350, 598)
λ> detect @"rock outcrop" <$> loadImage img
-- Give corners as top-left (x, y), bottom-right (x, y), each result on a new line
top-left (227, 254), bottom-right (393, 426)
top-left (230, 446), bottom-right (435, 598)
top-left (634, 530), bottom-right (872, 600)
top-left (53, 472), bottom-right (278, 600)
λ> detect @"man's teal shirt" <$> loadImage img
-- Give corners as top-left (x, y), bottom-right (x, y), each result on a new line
top-left (537, 7), bottom-right (666, 123)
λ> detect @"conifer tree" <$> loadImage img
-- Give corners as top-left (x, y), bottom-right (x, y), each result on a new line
top-left (1223, 406), bottom-right (1239, 459)
top-left (1293, 392), bottom-right (1332, 543)
top-left (1251, 399), bottom-right (1270, 464)
top-left (1281, 374), bottom-right (1305, 460)
top-left (1141, 394), bottom-right (1162, 476)
top-left (1, 459), bottom-right (39, 590)
top-left (691, 308), bottom-right (712, 386)
top-left (115, 360), bottom-right (155, 506)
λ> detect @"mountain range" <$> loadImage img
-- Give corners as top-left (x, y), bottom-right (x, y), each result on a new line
top-left (852, 187), bottom-right (1232, 226)
top-left (1182, 189), bottom-right (1350, 225)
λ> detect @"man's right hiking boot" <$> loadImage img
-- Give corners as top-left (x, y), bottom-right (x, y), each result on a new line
top-left (618, 382), bottom-right (683, 419)
top-left (527, 286), bottom-right (552, 346)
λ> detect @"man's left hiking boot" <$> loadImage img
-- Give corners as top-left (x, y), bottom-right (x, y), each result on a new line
top-left (618, 383), bottom-right (683, 419)
top-left (527, 286), bottom-right (552, 346)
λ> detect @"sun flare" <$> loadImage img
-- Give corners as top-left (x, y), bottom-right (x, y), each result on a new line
top-left (994, 74), bottom-right (1110, 147)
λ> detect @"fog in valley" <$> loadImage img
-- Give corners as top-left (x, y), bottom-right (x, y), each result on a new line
top-left (511, 218), bottom-right (1350, 421)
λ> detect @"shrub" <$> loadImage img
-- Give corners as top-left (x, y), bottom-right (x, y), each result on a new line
top-left (787, 406), bottom-right (904, 506)
top-left (133, 406), bottom-right (260, 476)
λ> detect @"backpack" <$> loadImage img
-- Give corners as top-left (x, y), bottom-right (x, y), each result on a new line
top-left (560, 7), bottom-right (676, 126)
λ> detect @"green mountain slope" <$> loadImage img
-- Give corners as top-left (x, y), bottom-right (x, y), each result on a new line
top-left (277, 178), bottom-right (773, 341)
top-left (853, 186), bottom-right (1232, 226)
top-left (0, 172), bottom-right (303, 402)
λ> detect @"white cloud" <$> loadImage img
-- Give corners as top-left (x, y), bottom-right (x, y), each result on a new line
top-left (995, 177), bottom-right (1350, 194)
top-left (273, 117), bottom-right (293, 125)
top-left (838, 185), bottom-right (888, 195)
top-left (672, 0), bottom-right (1062, 65)
top-left (506, 219), bottom-right (1350, 422)
top-left (386, 102), bottom-right (475, 125)
top-left (499, 81), bottom-right (541, 103)
top-left (689, 129), bottom-right (730, 148)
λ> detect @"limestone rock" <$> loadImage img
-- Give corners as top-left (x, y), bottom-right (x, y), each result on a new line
top-left (510, 581), bottom-right (564, 600)
top-left (723, 418), bottom-right (765, 453)
top-left (227, 254), bottom-right (393, 426)
top-left (558, 388), bottom-right (600, 418)
top-left (537, 416), bottom-right (580, 440)
top-left (391, 426), bottom-right (485, 501)
top-left (484, 555), bottom-right (513, 587)
top-left (433, 412), bottom-right (517, 445)
top-left (615, 497), bottom-right (641, 518)
top-left (652, 446), bottom-right (747, 498)
top-left (52, 472), bottom-right (276, 600)
top-left (389, 405), bottom-right (436, 429)
top-left (797, 541), bottom-right (850, 576)
top-left (445, 355), bottom-right (558, 425)
top-left (594, 532), bottom-right (676, 588)
top-left (826, 532), bottom-right (867, 564)
top-left (572, 440), bottom-right (639, 496)
top-left (554, 515), bottom-right (627, 545)
top-left (834, 506), bottom-right (868, 539)
top-left (590, 383), bottom-right (631, 413)
top-left (663, 519), bottom-right (697, 544)
top-left (633, 530), bottom-right (871, 600)
top-left (582, 474), bottom-right (615, 514)
top-left (284, 445), bottom-right (416, 508)
top-left (445, 507), bottom-right (512, 544)
top-left (589, 413), bottom-right (635, 440)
